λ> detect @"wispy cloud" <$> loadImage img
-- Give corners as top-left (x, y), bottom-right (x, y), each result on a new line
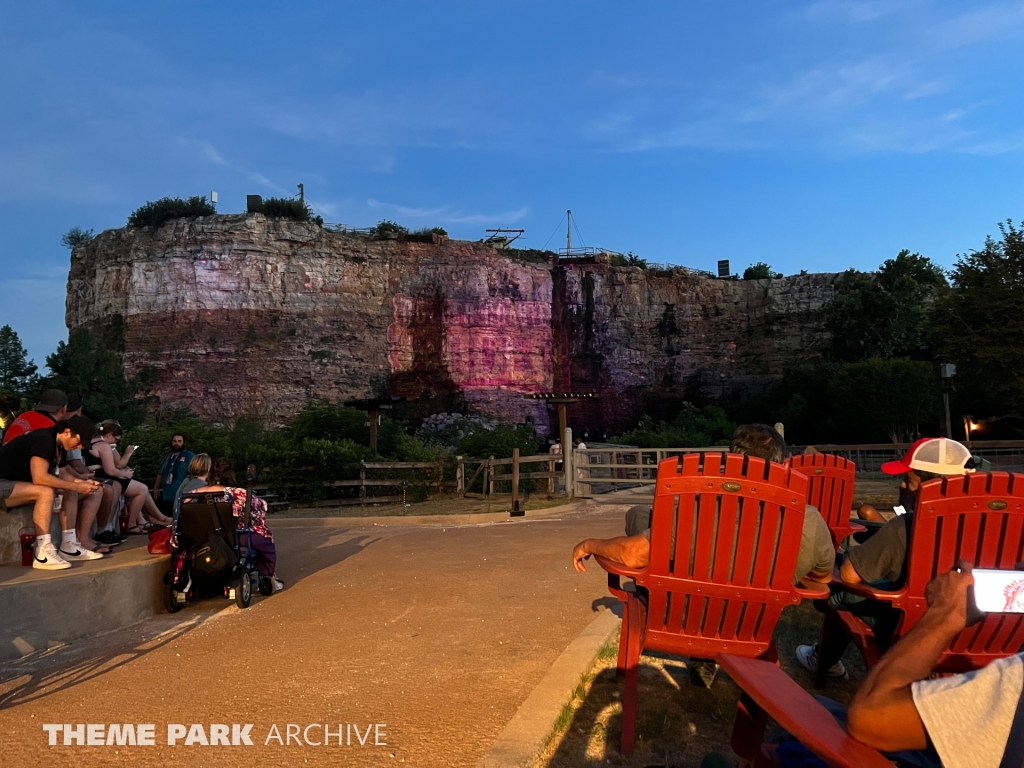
top-left (585, 2), bottom-right (1024, 157)
top-left (367, 199), bottom-right (528, 225)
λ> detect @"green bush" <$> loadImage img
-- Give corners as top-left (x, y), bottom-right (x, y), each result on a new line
top-left (411, 226), bottom-right (447, 237)
top-left (127, 196), bottom-right (216, 229)
top-left (371, 220), bottom-right (408, 237)
top-left (455, 423), bottom-right (540, 459)
top-left (743, 262), bottom-right (783, 280)
top-left (61, 226), bottom-right (95, 249)
top-left (610, 251), bottom-right (648, 268)
top-left (251, 196), bottom-right (323, 225)
top-left (612, 404), bottom-right (735, 448)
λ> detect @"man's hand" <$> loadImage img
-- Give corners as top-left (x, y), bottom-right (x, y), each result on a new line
top-left (924, 561), bottom-right (973, 634)
top-left (74, 479), bottom-right (101, 494)
top-left (572, 540), bottom-right (592, 573)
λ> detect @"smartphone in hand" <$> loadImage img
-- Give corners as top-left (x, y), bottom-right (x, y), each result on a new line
top-left (971, 568), bottom-right (1024, 613)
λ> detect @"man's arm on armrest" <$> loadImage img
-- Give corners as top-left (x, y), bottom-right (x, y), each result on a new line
top-left (847, 565), bottom-right (971, 752)
top-left (572, 534), bottom-right (650, 573)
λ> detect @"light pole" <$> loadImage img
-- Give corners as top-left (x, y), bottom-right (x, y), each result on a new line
top-left (940, 363), bottom-right (956, 438)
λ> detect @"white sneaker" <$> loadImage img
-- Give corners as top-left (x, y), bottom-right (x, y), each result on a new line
top-left (273, 577), bottom-right (284, 592)
top-left (33, 542), bottom-right (72, 570)
top-left (59, 543), bottom-right (104, 561)
top-left (795, 643), bottom-right (847, 679)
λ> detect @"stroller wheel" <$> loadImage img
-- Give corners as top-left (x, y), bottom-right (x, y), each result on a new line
top-left (164, 582), bottom-right (183, 613)
top-left (235, 572), bottom-right (252, 609)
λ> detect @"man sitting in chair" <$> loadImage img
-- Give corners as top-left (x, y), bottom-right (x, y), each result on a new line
top-left (796, 437), bottom-right (975, 680)
top-left (571, 423), bottom-right (835, 591)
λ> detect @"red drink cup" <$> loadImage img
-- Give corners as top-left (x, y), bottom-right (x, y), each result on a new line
top-left (19, 528), bottom-right (36, 567)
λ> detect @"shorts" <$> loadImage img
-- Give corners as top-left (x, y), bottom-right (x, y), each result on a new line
top-left (0, 478), bottom-right (17, 511)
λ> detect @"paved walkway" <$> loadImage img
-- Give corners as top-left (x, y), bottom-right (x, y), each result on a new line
top-left (0, 501), bottom-right (635, 767)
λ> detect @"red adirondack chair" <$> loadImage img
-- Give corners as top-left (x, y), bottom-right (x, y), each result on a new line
top-left (789, 453), bottom-right (860, 549)
top-left (720, 654), bottom-right (893, 768)
top-left (596, 453), bottom-right (821, 755)
top-left (816, 471), bottom-right (1024, 688)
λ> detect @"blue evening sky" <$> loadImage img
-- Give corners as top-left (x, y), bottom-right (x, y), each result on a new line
top-left (3, 1), bottom-right (1024, 365)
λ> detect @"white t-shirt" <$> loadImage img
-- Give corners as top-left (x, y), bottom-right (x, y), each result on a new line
top-left (912, 653), bottom-right (1024, 768)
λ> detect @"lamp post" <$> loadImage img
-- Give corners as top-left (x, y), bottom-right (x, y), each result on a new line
top-left (940, 364), bottom-right (956, 439)
top-left (962, 415), bottom-right (974, 447)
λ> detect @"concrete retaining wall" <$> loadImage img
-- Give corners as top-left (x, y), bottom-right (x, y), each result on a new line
top-left (0, 545), bottom-right (167, 660)
top-left (0, 504), bottom-right (67, 566)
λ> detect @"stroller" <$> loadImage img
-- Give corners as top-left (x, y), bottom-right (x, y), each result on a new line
top-left (163, 467), bottom-right (270, 612)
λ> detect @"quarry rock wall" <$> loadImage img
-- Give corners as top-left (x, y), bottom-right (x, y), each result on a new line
top-left (66, 214), bottom-right (839, 435)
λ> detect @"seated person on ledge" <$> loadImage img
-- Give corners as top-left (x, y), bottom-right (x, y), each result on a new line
top-left (571, 423), bottom-right (835, 592)
top-left (796, 437), bottom-right (975, 680)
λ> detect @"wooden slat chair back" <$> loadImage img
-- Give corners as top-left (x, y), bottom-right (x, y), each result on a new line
top-left (819, 471), bottom-right (1024, 685)
top-left (596, 452), bottom-right (815, 754)
top-left (788, 453), bottom-right (858, 549)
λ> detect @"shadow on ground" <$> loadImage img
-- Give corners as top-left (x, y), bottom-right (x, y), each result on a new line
top-left (539, 602), bottom-right (867, 768)
top-left (0, 526), bottom-right (384, 712)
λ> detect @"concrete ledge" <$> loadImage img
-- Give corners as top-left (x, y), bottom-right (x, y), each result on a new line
top-left (478, 608), bottom-right (621, 768)
top-left (0, 542), bottom-right (167, 661)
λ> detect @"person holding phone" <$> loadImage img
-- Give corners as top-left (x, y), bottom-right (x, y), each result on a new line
top-left (846, 562), bottom-right (1024, 767)
top-left (87, 420), bottom-right (172, 532)
top-left (152, 433), bottom-right (194, 518)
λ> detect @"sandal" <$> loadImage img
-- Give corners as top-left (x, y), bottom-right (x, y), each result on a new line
top-left (127, 523), bottom-right (155, 535)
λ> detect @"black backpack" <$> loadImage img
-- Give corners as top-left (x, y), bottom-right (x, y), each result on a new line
top-left (191, 533), bottom-right (235, 577)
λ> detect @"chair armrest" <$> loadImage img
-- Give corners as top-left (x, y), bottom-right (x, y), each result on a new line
top-left (593, 554), bottom-right (647, 580)
top-left (717, 654), bottom-right (894, 768)
top-left (831, 578), bottom-right (907, 603)
top-left (793, 580), bottom-right (831, 599)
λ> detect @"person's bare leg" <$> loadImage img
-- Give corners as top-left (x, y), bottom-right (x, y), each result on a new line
top-left (6, 484), bottom-right (54, 536)
top-left (126, 487), bottom-right (146, 528)
top-left (76, 487), bottom-right (105, 550)
top-left (96, 484), bottom-right (117, 530)
top-left (140, 488), bottom-right (172, 525)
top-left (856, 503), bottom-right (888, 523)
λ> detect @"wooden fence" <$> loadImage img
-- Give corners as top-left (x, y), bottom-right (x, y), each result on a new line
top-left (318, 460), bottom-right (450, 506)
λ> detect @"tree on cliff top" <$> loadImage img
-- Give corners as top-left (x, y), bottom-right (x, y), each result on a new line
top-left (127, 196), bottom-right (216, 229)
top-left (61, 226), bottom-right (95, 249)
top-left (0, 325), bottom-right (39, 397)
top-left (932, 220), bottom-right (1024, 415)
top-left (825, 249), bottom-right (946, 362)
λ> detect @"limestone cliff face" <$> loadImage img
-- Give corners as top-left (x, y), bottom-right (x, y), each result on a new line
top-left (66, 214), bottom-right (837, 434)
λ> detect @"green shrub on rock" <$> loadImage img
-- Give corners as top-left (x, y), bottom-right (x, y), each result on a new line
top-left (127, 196), bottom-right (216, 229)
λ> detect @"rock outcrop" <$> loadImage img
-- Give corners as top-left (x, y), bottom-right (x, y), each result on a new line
top-left (66, 214), bottom-right (838, 434)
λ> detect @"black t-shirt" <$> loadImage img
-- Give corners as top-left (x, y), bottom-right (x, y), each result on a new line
top-left (0, 428), bottom-right (58, 482)
top-left (846, 515), bottom-right (908, 585)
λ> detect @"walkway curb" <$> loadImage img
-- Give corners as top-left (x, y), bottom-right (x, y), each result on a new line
top-left (271, 501), bottom-right (591, 528)
top-left (478, 608), bottom-right (621, 768)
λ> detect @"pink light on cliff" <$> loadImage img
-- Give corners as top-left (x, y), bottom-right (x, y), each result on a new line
top-left (387, 294), bottom-right (553, 398)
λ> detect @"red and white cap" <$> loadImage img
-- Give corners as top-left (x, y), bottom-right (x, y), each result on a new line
top-left (880, 437), bottom-right (975, 476)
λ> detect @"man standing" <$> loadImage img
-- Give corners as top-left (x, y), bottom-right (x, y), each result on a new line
top-left (152, 434), bottom-right (194, 517)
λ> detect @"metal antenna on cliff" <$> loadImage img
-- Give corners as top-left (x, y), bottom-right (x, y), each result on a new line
top-left (566, 209), bottom-right (572, 257)
top-left (297, 183), bottom-right (304, 203)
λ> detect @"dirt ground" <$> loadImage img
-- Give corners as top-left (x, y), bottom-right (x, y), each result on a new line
top-left (537, 602), bottom-right (867, 768)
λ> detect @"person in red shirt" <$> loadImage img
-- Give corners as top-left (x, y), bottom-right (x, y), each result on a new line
top-left (1, 390), bottom-right (68, 446)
